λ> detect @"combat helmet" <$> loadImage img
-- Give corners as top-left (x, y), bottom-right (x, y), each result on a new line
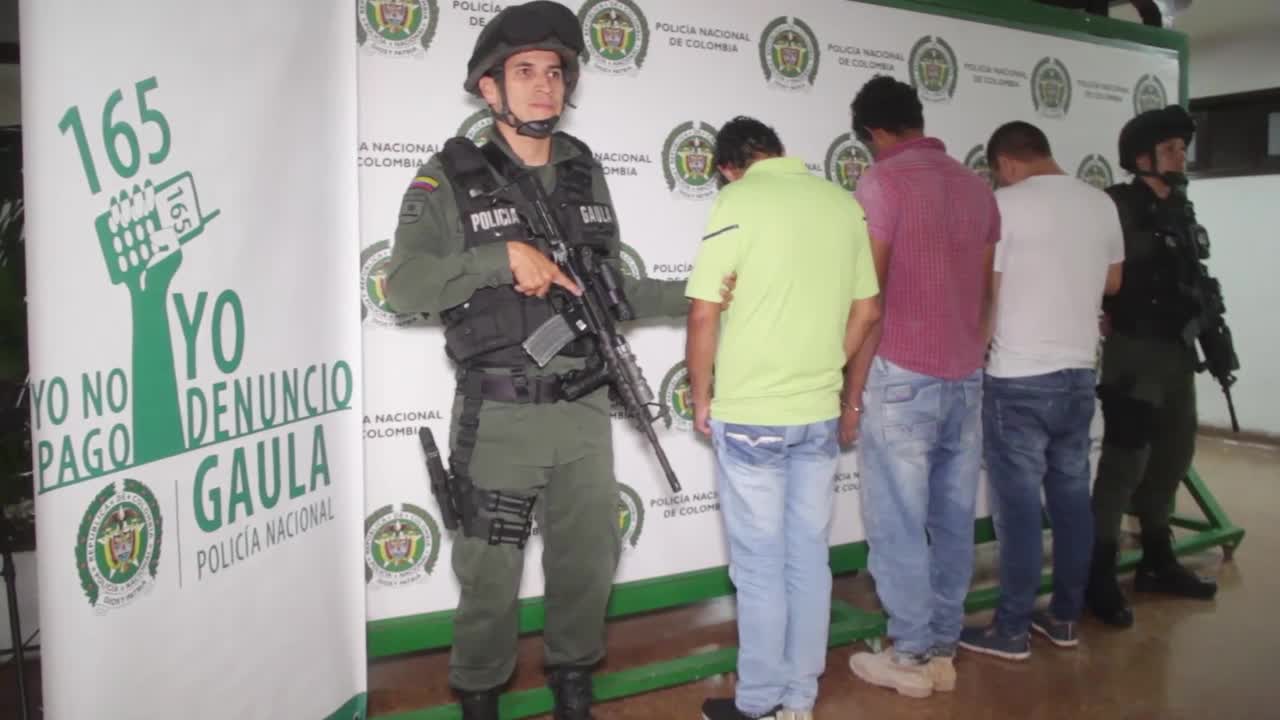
top-left (1118, 104), bottom-right (1196, 174)
top-left (464, 1), bottom-right (584, 137)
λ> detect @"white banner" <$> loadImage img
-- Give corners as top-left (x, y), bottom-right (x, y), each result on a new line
top-left (21, 2), bottom-right (367, 718)
top-left (356, 0), bottom-right (1176, 622)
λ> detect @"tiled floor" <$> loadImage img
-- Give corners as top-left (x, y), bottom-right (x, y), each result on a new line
top-left (1, 434), bottom-right (1274, 719)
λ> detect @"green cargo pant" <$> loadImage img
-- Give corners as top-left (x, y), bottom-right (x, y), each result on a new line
top-left (446, 441), bottom-right (621, 691)
top-left (1092, 333), bottom-right (1198, 543)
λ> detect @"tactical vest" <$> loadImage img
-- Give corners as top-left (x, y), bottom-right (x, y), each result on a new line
top-left (1102, 181), bottom-right (1198, 341)
top-left (435, 133), bottom-right (618, 368)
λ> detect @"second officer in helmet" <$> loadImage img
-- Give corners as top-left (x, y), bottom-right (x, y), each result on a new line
top-left (1086, 104), bottom-right (1222, 629)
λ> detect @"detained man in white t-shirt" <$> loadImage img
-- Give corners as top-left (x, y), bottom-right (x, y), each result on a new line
top-left (958, 121), bottom-right (1124, 662)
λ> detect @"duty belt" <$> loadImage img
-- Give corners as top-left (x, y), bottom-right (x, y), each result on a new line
top-left (457, 368), bottom-right (563, 404)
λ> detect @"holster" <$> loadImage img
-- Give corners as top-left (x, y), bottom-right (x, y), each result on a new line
top-left (420, 369), bottom-right (576, 549)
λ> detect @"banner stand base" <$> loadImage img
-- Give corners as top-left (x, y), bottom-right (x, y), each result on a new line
top-left (369, 468), bottom-right (1244, 719)
top-left (0, 515), bottom-right (33, 720)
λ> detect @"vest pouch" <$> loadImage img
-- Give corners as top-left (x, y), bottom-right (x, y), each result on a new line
top-left (442, 287), bottom-right (530, 365)
top-left (1126, 229), bottom-right (1165, 263)
top-left (562, 202), bottom-right (615, 252)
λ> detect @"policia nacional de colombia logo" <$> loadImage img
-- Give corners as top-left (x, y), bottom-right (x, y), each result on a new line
top-left (824, 134), bottom-right (873, 193)
top-left (1031, 57), bottom-right (1072, 119)
top-left (659, 361), bottom-right (694, 431)
top-left (663, 122), bottom-right (718, 200)
top-left (364, 503), bottom-right (442, 587)
top-left (1077, 154), bottom-right (1115, 190)
top-left (617, 243), bottom-right (646, 280)
top-left (617, 483), bottom-right (645, 549)
top-left (457, 109), bottom-right (494, 146)
top-left (357, 0), bottom-right (440, 57)
top-left (579, 0), bottom-right (650, 75)
top-left (77, 478), bottom-right (162, 612)
top-left (361, 240), bottom-right (426, 327)
top-left (909, 36), bottom-right (958, 103)
top-left (1133, 74), bottom-right (1168, 115)
top-left (760, 17), bottom-right (820, 90)
top-left (965, 144), bottom-right (994, 188)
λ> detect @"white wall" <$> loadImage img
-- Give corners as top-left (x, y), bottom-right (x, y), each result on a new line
top-left (1189, 32), bottom-right (1280, 98)
top-left (1186, 27), bottom-right (1280, 436)
top-left (1187, 176), bottom-right (1280, 435)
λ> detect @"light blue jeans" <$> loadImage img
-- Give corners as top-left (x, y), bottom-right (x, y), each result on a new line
top-left (711, 417), bottom-right (839, 715)
top-left (857, 356), bottom-right (982, 661)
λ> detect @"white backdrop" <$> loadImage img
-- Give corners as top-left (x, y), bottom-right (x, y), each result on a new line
top-left (22, 1), bottom-right (367, 718)
top-left (356, 0), bottom-right (1178, 622)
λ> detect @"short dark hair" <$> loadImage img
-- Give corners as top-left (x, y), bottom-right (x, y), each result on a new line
top-left (986, 121), bottom-right (1052, 168)
top-left (713, 116), bottom-right (784, 173)
top-left (850, 75), bottom-right (924, 143)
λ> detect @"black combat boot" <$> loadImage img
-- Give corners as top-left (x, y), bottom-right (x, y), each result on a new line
top-left (1085, 541), bottom-right (1135, 628)
top-left (548, 666), bottom-right (595, 720)
top-left (456, 687), bottom-right (500, 720)
top-left (1135, 528), bottom-right (1218, 599)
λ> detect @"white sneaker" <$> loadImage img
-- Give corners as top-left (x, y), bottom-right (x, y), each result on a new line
top-left (778, 711), bottom-right (814, 720)
top-left (848, 650), bottom-right (933, 698)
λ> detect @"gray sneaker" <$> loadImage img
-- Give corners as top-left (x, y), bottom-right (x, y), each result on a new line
top-left (1030, 610), bottom-right (1079, 648)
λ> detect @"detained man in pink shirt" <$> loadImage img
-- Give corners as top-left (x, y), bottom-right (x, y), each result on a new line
top-left (840, 75), bottom-right (999, 699)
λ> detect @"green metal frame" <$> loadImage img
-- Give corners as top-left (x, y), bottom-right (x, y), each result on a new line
top-left (367, 2), bottom-right (1217, 718)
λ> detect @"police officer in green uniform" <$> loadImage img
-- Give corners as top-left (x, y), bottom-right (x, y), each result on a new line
top-left (382, 2), bottom-right (691, 718)
top-left (1086, 105), bottom-right (1219, 628)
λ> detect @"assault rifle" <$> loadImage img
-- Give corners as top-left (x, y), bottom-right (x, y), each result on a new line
top-left (512, 172), bottom-right (682, 494)
top-left (1160, 182), bottom-right (1241, 432)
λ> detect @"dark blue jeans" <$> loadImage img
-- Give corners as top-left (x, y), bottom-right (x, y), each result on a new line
top-left (984, 369), bottom-right (1096, 636)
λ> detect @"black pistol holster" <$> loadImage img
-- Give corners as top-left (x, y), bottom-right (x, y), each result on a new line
top-left (420, 399), bottom-right (537, 549)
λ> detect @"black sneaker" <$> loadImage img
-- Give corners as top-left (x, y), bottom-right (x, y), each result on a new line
top-left (701, 698), bottom-right (782, 720)
top-left (957, 624), bottom-right (1031, 661)
top-left (1030, 610), bottom-right (1079, 648)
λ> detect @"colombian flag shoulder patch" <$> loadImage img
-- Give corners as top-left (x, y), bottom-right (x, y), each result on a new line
top-left (410, 175), bottom-right (440, 192)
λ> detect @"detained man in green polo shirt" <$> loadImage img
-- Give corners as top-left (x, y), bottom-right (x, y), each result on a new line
top-left (685, 116), bottom-right (882, 720)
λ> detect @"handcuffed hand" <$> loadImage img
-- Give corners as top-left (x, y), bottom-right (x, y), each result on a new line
top-left (839, 404), bottom-right (861, 447)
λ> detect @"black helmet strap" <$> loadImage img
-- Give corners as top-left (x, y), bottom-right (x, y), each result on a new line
top-left (1134, 167), bottom-right (1189, 191)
